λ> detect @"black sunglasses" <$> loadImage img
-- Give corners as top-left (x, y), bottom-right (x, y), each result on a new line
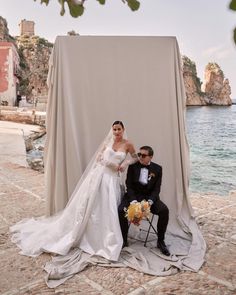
top-left (137, 152), bottom-right (149, 158)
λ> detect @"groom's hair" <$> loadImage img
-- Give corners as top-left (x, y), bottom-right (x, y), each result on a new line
top-left (140, 146), bottom-right (154, 157)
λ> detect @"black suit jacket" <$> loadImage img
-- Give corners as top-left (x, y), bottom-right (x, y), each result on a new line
top-left (125, 161), bottom-right (162, 203)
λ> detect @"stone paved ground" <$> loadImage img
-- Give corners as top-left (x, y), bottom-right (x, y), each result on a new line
top-left (0, 162), bottom-right (236, 294)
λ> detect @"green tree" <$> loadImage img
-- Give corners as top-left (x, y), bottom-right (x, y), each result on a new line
top-left (34, 0), bottom-right (140, 17)
top-left (229, 0), bottom-right (236, 44)
top-left (35, 0), bottom-right (236, 45)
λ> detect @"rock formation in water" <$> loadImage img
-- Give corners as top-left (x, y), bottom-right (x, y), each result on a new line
top-left (202, 63), bottom-right (232, 105)
top-left (182, 56), bottom-right (206, 106)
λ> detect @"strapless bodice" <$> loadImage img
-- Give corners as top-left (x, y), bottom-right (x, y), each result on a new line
top-left (103, 146), bottom-right (126, 165)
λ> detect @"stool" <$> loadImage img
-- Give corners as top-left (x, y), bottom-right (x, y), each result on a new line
top-left (142, 214), bottom-right (158, 247)
top-left (129, 214), bottom-right (158, 247)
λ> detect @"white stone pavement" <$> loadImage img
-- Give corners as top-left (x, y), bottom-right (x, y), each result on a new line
top-left (0, 120), bottom-right (235, 294)
top-left (0, 120), bottom-right (41, 166)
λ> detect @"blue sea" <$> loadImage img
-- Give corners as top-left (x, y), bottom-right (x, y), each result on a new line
top-left (186, 105), bottom-right (236, 196)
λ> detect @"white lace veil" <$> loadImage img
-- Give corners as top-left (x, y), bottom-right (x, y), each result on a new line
top-left (66, 124), bottom-right (128, 207)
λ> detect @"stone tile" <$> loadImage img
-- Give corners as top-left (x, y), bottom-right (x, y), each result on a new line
top-left (83, 266), bottom-right (152, 295)
top-left (29, 186), bottom-right (45, 198)
top-left (203, 242), bottom-right (236, 287)
top-left (4, 275), bottom-right (105, 295)
top-left (0, 185), bottom-right (21, 194)
top-left (190, 194), bottom-right (233, 216)
top-left (218, 206), bottom-right (236, 217)
top-left (0, 226), bottom-right (12, 251)
top-left (0, 192), bottom-right (45, 225)
top-left (0, 248), bottom-right (50, 294)
top-left (197, 212), bottom-right (236, 240)
top-left (145, 272), bottom-right (234, 295)
top-left (203, 233), bottom-right (226, 252)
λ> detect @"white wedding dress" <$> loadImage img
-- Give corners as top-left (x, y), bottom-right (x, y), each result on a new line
top-left (10, 146), bottom-right (126, 262)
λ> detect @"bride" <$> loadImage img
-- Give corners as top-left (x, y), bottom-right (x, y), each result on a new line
top-left (10, 121), bottom-right (137, 262)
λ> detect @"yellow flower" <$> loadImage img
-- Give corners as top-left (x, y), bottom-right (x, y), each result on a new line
top-left (125, 200), bottom-right (151, 226)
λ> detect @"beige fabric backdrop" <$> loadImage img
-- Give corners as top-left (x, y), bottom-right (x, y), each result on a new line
top-left (45, 36), bottom-right (206, 276)
top-left (45, 35), bottom-right (191, 215)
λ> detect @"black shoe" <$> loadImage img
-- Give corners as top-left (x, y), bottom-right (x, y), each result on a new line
top-left (157, 240), bottom-right (170, 256)
top-left (122, 241), bottom-right (129, 248)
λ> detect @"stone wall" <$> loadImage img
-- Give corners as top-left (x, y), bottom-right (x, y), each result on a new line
top-left (0, 42), bottom-right (20, 106)
top-left (0, 106), bottom-right (46, 126)
top-left (19, 20), bottom-right (35, 37)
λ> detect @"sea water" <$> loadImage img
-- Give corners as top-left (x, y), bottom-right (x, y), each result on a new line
top-left (186, 105), bottom-right (236, 196)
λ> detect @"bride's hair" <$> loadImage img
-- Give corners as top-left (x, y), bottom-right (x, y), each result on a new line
top-left (112, 120), bottom-right (124, 129)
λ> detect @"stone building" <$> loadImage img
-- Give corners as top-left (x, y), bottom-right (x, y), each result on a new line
top-left (19, 20), bottom-right (35, 37)
top-left (0, 42), bottom-right (20, 106)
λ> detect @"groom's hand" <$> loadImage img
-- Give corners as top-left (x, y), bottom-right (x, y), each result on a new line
top-left (130, 200), bottom-right (138, 205)
top-left (148, 199), bottom-right (153, 206)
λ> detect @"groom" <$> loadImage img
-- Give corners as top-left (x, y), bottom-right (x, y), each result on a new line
top-left (118, 146), bottom-right (170, 256)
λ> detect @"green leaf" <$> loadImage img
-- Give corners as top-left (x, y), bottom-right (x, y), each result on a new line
top-left (229, 0), bottom-right (236, 11)
top-left (127, 0), bottom-right (140, 11)
top-left (66, 0), bottom-right (84, 18)
top-left (97, 0), bottom-right (106, 5)
top-left (234, 27), bottom-right (236, 45)
top-left (40, 0), bottom-right (50, 5)
top-left (34, 0), bottom-right (50, 5)
top-left (59, 0), bottom-right (66, 16)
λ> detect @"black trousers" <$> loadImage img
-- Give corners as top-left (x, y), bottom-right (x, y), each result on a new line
top-left (118, 198), bottom-right (169, 243)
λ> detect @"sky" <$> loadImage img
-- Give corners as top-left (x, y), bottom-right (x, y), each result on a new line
top-left (1, 0), bottom-right (236, 98)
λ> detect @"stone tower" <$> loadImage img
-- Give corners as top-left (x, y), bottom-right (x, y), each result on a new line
top-left (19, 19), bottom-right (35, 36)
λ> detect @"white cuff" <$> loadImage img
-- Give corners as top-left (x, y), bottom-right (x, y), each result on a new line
top-left (148, 199), bottom-right (153, 206)
top-left (130, 200), bottom-right (138, 204)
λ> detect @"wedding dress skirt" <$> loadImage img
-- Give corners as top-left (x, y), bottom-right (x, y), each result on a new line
top-left (10, 147), bottom-right (125, 261)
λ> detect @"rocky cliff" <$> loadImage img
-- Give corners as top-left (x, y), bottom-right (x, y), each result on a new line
top-left (182, 57), bottom-right (232, 106)
top-left (202, 63), bottom-right (232, 105)
top-left (182, 56), bottom-right (206, 106)
top-left (0, 16), bottom-right (14, 42)
top-left (16, 35), bottom-right (53, 100)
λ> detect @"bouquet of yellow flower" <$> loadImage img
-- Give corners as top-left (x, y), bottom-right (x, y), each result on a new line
top-left (125, 200), bottom-right (151, 226)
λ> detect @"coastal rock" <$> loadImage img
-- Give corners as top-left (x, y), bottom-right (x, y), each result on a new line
top-left (182, 56), bottom-right (206, 106)
top-left (16, 34), bottom-right (53, 102)
top-left (0, 16), bottom-right (14, 42)
top-left (202, 63), bottom-right (232, 105)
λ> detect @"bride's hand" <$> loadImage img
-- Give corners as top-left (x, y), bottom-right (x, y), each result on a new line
top-left (118, 164), bottom-right (126, 172)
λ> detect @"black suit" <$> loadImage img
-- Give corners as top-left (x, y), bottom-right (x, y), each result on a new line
top-left (118, 161), bottom-right (169, 244)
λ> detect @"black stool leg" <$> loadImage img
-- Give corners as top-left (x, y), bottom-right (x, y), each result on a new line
top-left (144, 215), bottom-right (157, 247)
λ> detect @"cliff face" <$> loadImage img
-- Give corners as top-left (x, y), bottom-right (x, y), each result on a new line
top-left (202, 63), bottom-right (232, 105)
top-left (0, 16), bottom-right (52, 102)
top-left (0, 16), bottom-right (15, 42)
top-left (182, 56), bottom-right (206, 106)
top-left (16, 35), bottom-right (53, 100)
top-left (182, 58), bottom-right (232, 106)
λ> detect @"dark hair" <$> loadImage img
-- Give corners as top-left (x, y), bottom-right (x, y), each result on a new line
top-left (112, 121), bottom-right (124, 129)
top-left (140, 146), bottom-right (154, 156)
